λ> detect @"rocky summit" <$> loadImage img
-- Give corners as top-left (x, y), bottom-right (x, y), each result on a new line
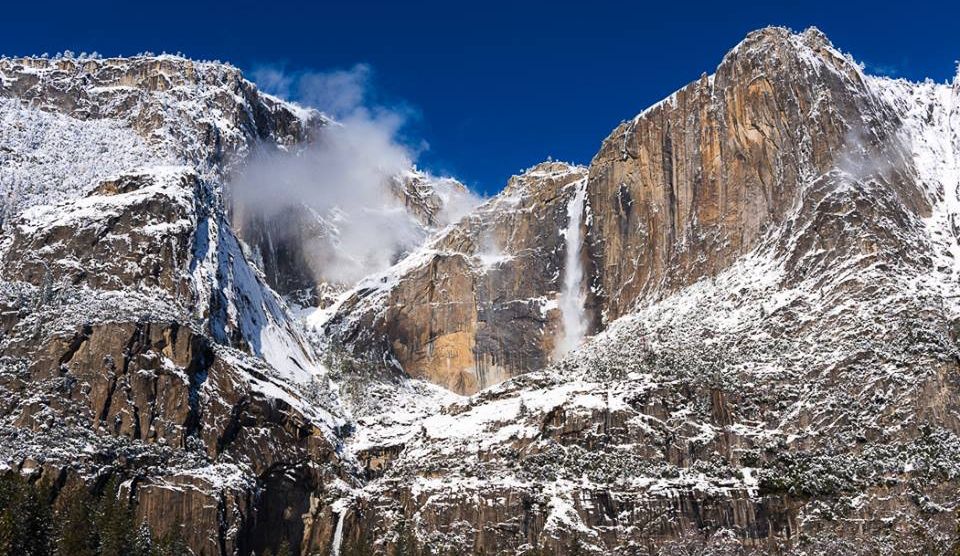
top-left (1, 26), bottom-right (959, 555)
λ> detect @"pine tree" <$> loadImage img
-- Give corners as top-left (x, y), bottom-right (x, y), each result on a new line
top-left (151, 527), bottom-right (189, 556)
top-left (95, 476), bottom-right (135, 556)
top-left (0, 475), bottom-right (53, 556)
top-left (0, 508), bottom-right (13, 556)
top-left (130, 523), bottom-right (154, 556)
top-left (37, 268), bottom-right (54, 308)
top-left (53, 482), bottom-right (96, 556)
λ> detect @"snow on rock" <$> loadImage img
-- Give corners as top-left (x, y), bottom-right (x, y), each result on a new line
top-left (0, 98), bottom-right (170, 222)
top-left (0, 55), bottom-right (324, 179)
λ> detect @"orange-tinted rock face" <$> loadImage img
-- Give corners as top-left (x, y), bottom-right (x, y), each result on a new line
top-left (585, 27), bottom-right (897, 322)
top-left (327, 162), bottom-right (589, 394)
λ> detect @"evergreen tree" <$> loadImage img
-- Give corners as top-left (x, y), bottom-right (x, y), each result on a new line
top-left (94, 476), bottom-right (136, 556)
top-left (151, 527), bottom-right (189, 556)
top-left (0, 475), bottom-right (53, 556)
top-left (53, 481), bottom-right (96, 556)
top-left (0, 474), bottom-right (184, 556)
top-left (130, 523), bottom-right (154, 556)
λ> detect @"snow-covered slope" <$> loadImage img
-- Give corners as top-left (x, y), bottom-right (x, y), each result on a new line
top-left (0, 98), bottom-right (168, 222)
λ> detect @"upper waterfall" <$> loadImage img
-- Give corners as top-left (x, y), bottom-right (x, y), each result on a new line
top-left (553, 177), bottom-right (589, 359)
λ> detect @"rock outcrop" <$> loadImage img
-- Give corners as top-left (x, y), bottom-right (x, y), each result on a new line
top-left (584, 27), bottom-right (929, 322)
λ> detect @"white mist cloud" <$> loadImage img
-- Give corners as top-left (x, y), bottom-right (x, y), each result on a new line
top-left (234, 64), bottom-right (479, 286)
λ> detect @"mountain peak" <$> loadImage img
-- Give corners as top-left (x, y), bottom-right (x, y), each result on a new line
top-left (520, 159), bottom-right (585, 176)
top-left (733, 25), bottom-right (834, 53)
top-left (719, 25), bottom-right (861, 84)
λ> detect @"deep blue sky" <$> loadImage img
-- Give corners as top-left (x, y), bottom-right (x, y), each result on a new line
top-left (3, 1), bottom-right (958, 194)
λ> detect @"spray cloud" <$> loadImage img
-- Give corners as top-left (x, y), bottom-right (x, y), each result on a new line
top-left (233, 64), bottom-right (479, 286)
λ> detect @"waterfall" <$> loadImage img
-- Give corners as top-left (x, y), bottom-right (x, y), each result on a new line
top-left (330, 504), bottom-right (347, 556)
top-left (553, 179), bottom-right (589, 359)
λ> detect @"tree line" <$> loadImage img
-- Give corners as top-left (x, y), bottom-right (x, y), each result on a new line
top-left (0, 473), bottom-right (188, 556)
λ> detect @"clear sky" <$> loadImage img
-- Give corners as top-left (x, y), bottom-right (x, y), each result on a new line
top-left (3, 0), bottom-right (957, 195)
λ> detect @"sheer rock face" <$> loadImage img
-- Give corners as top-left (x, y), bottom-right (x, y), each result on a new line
top-left (1, 317), bottom-right (344, 555)
top-left (585, 27), bottom-right (929, 322)
top-left (326, 162), bottom-right (588, 394)
top-left (0, 54), bottom-right (474, 555)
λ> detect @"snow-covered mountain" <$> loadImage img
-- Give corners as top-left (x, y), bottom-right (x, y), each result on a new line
top-left (313, 27), bottom-right (960, 554)
top-left (2, 27), bottom-right (960, 555)
top-left (0, 53), bottom-right (472, 554)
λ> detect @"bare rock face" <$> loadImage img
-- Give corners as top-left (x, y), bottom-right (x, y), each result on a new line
top-left (327, 162), bottom-right (588, 394)
top-left (1, 316), bottom-right (346, 555)
top-left (584, 27), bottom-right (927, 322)
top-left (0, 55), bottom-right (477, 311)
